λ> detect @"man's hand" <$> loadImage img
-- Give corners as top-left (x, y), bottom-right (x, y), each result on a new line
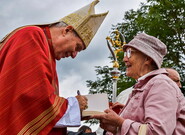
top-left (75, 95), bottom-right (88, 112)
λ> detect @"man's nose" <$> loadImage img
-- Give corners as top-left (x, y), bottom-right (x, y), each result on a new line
top-left (71, 51), bottom-right (77, 59)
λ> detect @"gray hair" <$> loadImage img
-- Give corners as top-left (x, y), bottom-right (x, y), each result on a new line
top-left (50, 21), bottom-right (68, 27)
top-left (50, 21), bottom-right (79, 38)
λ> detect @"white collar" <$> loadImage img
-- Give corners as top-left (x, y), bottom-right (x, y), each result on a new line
top-left (137, 70), bottom-right (156, 81)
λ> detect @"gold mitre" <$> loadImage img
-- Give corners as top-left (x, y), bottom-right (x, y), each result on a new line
top-left (60, 0), bottom-right (108, 49)
top-left (0, 0), bottom-right (108, 46)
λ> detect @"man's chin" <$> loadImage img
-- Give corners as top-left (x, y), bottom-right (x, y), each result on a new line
top-left (55, 56), bottom-right (62, 60)
top-left (56, 58), bottom-right (60, 61)
top-left (56, 55), bottom-right (71, 60)
top-left (56, 55), bottom-right (66, 60)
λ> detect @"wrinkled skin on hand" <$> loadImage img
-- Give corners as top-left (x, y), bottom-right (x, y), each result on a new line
top-left (111, 102), bottom-right (125, 109)
top-left (109, 102), bottom-right (125, 114)
top-left (100, 123), bottom-right (117, 134)
top-left (92, 109), bottom-right (125, 134)
top-left (75, 95), bottom-right (88, 112)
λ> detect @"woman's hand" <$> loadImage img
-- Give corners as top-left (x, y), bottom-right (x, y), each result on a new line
top-left (110, 102), bottom-right (125, 109)
top-left (92, 109), bottom-right (125, 133)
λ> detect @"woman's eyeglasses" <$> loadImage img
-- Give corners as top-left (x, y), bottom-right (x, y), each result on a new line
top-left (124, 48), bottom-right (135, 58)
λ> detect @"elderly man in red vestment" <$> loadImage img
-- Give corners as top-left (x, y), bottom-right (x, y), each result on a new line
top-left (0, 0), bottom-right (108, 134)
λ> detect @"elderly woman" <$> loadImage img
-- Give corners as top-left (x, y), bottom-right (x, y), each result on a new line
top-left (93, 33), bottom-right (185, 135)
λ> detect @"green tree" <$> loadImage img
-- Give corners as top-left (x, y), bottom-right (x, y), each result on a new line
top-left (85, 0), bottom-right (185, 126)
top-left (87, 0), bottom-right (185, 99)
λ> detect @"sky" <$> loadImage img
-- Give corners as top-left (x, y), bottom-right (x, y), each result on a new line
top-left (0, 0), bottom-right (146, 132)
top-left (0, 0), bottom-right (146, 98)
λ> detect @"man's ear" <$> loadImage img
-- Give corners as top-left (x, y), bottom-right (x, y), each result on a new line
top-left (61, 25), bottom-right (74, 36)
top-left (65, 25), bottom-right (74, 33)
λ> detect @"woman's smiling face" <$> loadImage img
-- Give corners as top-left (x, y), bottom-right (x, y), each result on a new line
top-left (123, 47), bottom-right (149, 79)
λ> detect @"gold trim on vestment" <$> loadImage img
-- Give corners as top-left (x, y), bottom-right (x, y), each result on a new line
top-left (17, 97), bottom-right (65, 135)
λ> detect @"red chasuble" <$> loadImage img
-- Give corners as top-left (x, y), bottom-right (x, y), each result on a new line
top-left (0, 26), bottom-right (68, 134)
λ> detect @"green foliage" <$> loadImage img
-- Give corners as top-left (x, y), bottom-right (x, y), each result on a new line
top-left (85, 0), bottom-right (185, 126)
top-left (117, 0), bottom-right (185, 92)
top-left (87, 0), bottom-right (184, 120)
top-left (86, 66), bottom-right (113, 100)
top-left (87, 0), bottom-right (185, 99)
top-left (87, 65), bottom-right (136, 100)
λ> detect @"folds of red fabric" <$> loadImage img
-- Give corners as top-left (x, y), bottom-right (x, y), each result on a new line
top-left (0, 26), bottom-right (68, 135)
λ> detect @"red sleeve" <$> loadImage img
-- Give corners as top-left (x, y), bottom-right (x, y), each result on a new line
top-left (0, 26), bottom-right (68, 135)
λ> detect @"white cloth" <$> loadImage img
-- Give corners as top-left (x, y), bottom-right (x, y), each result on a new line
top-left (116, 87), bottom-right (133, 104)
top-left (54, 97), bottom-right (81, 128)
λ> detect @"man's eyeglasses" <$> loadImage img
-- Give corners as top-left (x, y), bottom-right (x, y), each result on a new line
top-left (124, 48), bottom-right (135, 58)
